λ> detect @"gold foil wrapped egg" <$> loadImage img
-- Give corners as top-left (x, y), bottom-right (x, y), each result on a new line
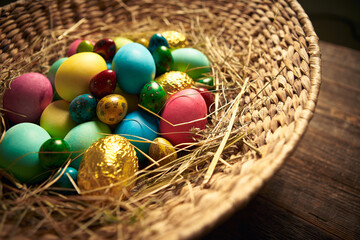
top-left (161, 31), bottom-right (188, 49)
top-left (77, 135), bottom-right (138, 197)
top-left (155, 71), bottom-right (194, 96)
top-left (149, 137), bottom-right (177, 166)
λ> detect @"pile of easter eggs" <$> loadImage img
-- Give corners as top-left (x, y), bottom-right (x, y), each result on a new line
top-left (0, 31), bottom-right (215, 195)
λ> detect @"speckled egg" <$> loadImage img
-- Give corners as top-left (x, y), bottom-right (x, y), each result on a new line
top-left (149, 137), bottom-right (177, 166)
top-left (69, 94), bottom-right (97, 123)
top-left (0, 123), bottom-right (51, 184)
top-left (93, 38), bottom-right (116, 61)
top-left (96, 94), bottom-right (128, 125)
top-left (139, 81), bottom-right (167, 114)
top-left (3, 72), bottom-right (53, 124)
top-left (159, 89), bottom-right (207, 147)
top-left (112, 43), bottom-right (155, 94)
top-left (89, 70), bottom-right (117, 99)
top-left (148, 33), bottom-right (169, 54)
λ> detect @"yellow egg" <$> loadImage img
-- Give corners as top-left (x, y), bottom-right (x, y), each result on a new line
top-left (96, 94), bottom-right (128, 125)
top-left (55, 52), bottom-right (107, 101)
top-left (149, 137), bottom-right (177, 166)
top-left (40, 100), bottom-right (78, 138)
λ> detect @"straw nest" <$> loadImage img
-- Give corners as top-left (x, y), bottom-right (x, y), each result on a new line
top-left (0, 0), bottom-right (321, 239)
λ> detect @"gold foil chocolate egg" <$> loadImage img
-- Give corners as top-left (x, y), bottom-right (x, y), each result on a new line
top-left (77, 135), bottom-right (138, 197)
top-left (161, 31), bottom-right (188, 49)
top-left (155, 71), bottom-right (194, 96)
top-left (149, 137), bottom-right (177, 166)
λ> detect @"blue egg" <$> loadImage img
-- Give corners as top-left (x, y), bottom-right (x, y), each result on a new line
top-left (112, 43), bottom-right (155, 95)
top-left (106, 61), bottom-right (112, 70)
top-left (69, 94), bottom-right (97, 123)
top-left (148, 33), bottom-right (169, 54)
top-left (54, 167), bottom-right (78, 189)
top-left (47, 57), bottom-right (68, 88)
top-left (115, 110), bottom-right (159, 163)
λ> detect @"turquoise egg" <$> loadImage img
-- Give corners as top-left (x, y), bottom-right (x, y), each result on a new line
top-left (171, 48), bottom-right (210, 80)
top-left (153, 46), bottom-right (174, 76)
top-left (64, 121), bottom-right (111, 169)
top-left (0, 123), bottom-right (51, 184)
top-left (47, 57), bottom-right (68, 88)
top-left (106, 62), bottom-right (112, 70)
top-left (69, 94), bottom-right (97, 123)
top-left (148, 33), bottom-right (169, 54)
top-left (112, 43), bottom-right (155, 94)
top-left (54, 167), bottom-right (78, 189)
top-left (115, 110), bottom-right (159, 163)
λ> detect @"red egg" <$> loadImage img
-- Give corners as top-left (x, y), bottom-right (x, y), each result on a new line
top-left (159, 89), bottom-right (207, 147)
top-left (3, 72), bottom-right (53, 123)
top-left (89, 70), bottom-right (117, 99)
top-left (93, 38), bottom-right (117, 61)
top-left (195, 88), bottom-right (215, 114)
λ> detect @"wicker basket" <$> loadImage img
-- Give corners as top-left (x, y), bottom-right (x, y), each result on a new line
top-left (0, 0), bottom-right (321, 239)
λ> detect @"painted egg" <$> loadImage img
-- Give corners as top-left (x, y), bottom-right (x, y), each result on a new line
top-left (115, 110), bottom-right (159, 163)
top-left (195, 88), bottom-right (215, 114)
top-left (54, 167), bottom-right (78, 190)
top-left (153, 46), bottom-right (174, 76)
top-left (40, 100), bottom-right (78, 138)
top-left (148, 33), bottom-right (169, 54)
top-left (161, 31), bottom-right (188, 49)
top-left (67, 39), bottom-right (83, 57)
top-left (3, 72), bottom-right (53, 124)
top-left (112, 43), bottom-right (155, 94)
top-left (155, 71), bottom-right (194, 96)
top-left (139, 81), bottom-right (167, 114)
top-left (77, 40), bottom-right (94, 53)
top-left (47, 57), bottom-right (68, 88)
top-left (0, 123), bottom-right (51, 184)
top-left (55, 52), bottom-right (107, 101)
top-left (114, 86), bottom-right (139, 113)
top-left (106, 62), bottom-right (112, 70)
top-left (64, 121), bottom-right (111, 170)
top-left (159, 89), bottom-right (207, 147)
top-left (114, 37), bottom-right (133, 51)
top-left (69, 94), bottom-right (97, 123)
top-left (136, 37), bottom-right (149, 48)
top-left (172, 48), bottom-right (210, 80)
top-left (96, 94), bottom-right (127, 125)
top-left (39, 138), bottom-right (71, 169)
top-left (89, 69), bottom-right (117, 99)
top-left (149, 137), bottom-right (177, 166)
top-left (197, 77), bottom-right (214, 89)
top-left (93, 38), bottom-right (116, 61)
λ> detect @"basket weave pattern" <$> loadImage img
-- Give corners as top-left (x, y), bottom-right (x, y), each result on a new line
top-left (0, 0), bottom-right (321, 239)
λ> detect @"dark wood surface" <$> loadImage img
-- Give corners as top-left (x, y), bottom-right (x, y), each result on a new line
top-left (202, 41), bottom-right (360, 240)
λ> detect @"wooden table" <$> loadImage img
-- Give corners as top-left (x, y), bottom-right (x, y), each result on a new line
top-left (202, 41), bottom-right (360, 240)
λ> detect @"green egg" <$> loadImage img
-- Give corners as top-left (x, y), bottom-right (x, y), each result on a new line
top-left (153, 46), bottom-right (174, 76)
top-left (64, 121), bottom-right (111, 169)
top-left (77, 40), bottom-right (94, 53)
top-left (47, 57), bottom-right (68, 88)
top-left (171, 48), bottom-right (210, 80)
top-left (139, 81), bottom-right (167, 113)
top-left (197, 77), bottom-right (215, 89)
top-left (39, 138), bottom-right (70, 169)
top-left (0, 123), bottom-right (51, 184)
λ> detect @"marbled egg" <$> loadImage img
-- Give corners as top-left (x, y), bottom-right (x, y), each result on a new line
top-left (96, 94), bottom-right (127, 125)
top-left (39, 138), bottom-right (71, 169)
top-left (93, 38), bottom-right (116, 61)
top-left (3, 72), bottom-right (53, 124)
top-left (148, 33), bottom-right (169, 54)
top-left (47, 57), bottom-right (68, 88)
top-left (159, 89), bottom-right (207, 147)
top-left (139, 81), bottom-right (167, 113)
top-left (55, 52), bottom-right (107, 101)
top-left (112, 43), bottom-right (155, 94)
top-left (0, 123), bottom-right (51, 184)
top-left (115, 110), bottom-right (159, 163)
top-left (153, 46), bottom-right (174, 76)
top-left (69, 94), bottom-right (97, 123)
top-left (114, 37), bottom-right (133, 51)
top-left (40, 100), bottom-right (78, 138)
top-left (64, 121), bottom-right (112, 169)
top-left (77, 40), bottom-right (94, 53)
top-left (172, 48), bottom-right (210, 80)
top-left (89, 70), bottom-right (117, 99)
top-left (149, 137), bottom-right (177, 166)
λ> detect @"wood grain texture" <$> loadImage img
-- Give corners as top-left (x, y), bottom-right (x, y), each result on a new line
top-left (201, 41), bottom-right (360, 240)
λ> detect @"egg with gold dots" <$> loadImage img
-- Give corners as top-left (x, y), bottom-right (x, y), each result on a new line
top-left (96, 94), bottom-right (127, 125)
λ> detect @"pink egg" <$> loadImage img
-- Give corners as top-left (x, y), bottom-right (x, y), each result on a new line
top-left (67, 39), bottom-right (83, 57)
top-left (159, 89), bottom-right (207, 147)
top-left (3, 72), bottom-right (53, 123)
